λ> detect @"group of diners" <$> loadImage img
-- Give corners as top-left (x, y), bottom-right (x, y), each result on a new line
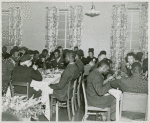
top-left (2, 45), bottom-right (148, 121)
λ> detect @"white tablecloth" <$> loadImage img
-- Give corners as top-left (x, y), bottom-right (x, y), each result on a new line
top-left (30, 74), bottom-right (61, 121)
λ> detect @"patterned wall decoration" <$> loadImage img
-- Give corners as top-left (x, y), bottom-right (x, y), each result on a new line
top-left (110, 4), bottom-right (127, 71)
top-left (68, 6), bottom-right (83, 50)
top-left (9, 7), bottom-right (23, 47)
top-left (45, 7), bottom-right (59, 53)
top-left (139, 4), bottom-right (148, 58)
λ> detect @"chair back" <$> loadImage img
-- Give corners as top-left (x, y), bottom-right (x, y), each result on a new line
top-left (82, 80), bottom-right (88, 111)
top-left (10, 81), bottom-right (30, 99)
top-left (67, 79), bottom-right (77, 100)
top-left (120, 92), bottom-right (148, 120)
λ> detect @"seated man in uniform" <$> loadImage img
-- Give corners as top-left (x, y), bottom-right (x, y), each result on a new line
top-left (110, 62), bottom-right (148, 120)
top-left (86, 59), bottom-right (116, 121)
top-left (51, 49), bottom-right (65, 69)
top-left (75, 51), bottom-right (84, 73)
top-left (11, 54), bottom-right (42, 98)
top-left (110, 62), bottom-right (148, 94)
top-left (49, 50), bottom-right (79, 101)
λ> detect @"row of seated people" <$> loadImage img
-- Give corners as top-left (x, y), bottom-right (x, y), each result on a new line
top-left (2, 45), bottom-right (148, 121)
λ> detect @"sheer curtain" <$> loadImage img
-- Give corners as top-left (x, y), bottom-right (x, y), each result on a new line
top-left (68, 6), bottom-right (83, 50)
top-left (9, 7), bottom-right (22, 48)
top-left (139, 4), bottom-right (148, 58)
top-left (45, 7), bottom-right (59, 53)
top-left (110, 4), bottom-right (127, 71)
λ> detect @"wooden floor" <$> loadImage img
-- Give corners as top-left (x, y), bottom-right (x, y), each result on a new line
top-left (50, 97), bottom-right (102, 121)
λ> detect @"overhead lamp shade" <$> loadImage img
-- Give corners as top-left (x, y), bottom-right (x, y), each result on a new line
top-left (85, 3), bottom-right (100, 17)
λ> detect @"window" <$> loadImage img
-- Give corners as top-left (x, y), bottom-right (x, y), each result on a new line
top-left (57, 10), bottom-right (70, 49)
top-left (2, 10), bottom-right (10, 46)
top-left (126, 9), bottom-right (140, 53)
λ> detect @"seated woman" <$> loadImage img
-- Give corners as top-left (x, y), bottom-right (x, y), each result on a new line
top-left (11, 54), bottom-right (42, 99)
top-left (83, 48), bottom-right (97, 65)
top-left (121, 52), bottom-right (136, 77)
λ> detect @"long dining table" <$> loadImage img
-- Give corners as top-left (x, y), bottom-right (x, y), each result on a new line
top-left (30, 69), bottom-right (63, 121)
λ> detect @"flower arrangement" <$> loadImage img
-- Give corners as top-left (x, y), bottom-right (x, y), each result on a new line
top-left (2, 95), bottom-right (45, 120)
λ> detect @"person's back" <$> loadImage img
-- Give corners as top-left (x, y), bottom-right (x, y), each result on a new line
top-left (50, 51), bottom-right (79, 101)
top-left (111, 62), bottom-right (148, 94)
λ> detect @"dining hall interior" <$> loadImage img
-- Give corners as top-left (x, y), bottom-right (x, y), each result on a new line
top-left (1, 1), bottom-right (149, 121)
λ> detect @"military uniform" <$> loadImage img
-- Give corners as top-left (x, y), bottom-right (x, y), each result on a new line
top-left (51, 56), bottom-right (66, 69)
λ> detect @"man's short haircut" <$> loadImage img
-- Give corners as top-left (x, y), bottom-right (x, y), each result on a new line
top-left (54, 49), bottom-right (60, 54)
top-left (34, 50), bottom-right (39, 55)
top-left (66, 50), bottom-right (76, 60)
top-left (97, 59), bottom-right (110, 68)
top-left (100, 50), bottom-right (106, 56)
top-left (74, 46), bottom-right (78, 50)
top-left (57, 46), bottom-right (62, 49)
top-left (42, 49), bottom-right (48, 53)
top-left (136, 52), bottom-right (143, 62)
top-left (131, 62), bottom-right (142, 73)
top-left (125, 52), bottom-right (136, 62)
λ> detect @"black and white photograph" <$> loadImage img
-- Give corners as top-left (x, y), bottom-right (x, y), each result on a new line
top-left (1, 0), bottom-right (149, 121)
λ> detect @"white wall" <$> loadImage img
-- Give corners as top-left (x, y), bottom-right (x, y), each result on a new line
top-left (2, 2), bottom-right (148, 58)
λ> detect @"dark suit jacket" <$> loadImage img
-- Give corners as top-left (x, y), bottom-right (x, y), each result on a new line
top-left (110, 73), bottom-right (148, 94)
top-left (2, 52), bottom-right (11, 59)
top-left (75, 59), bottom-right (84, 73)
top-left (143, 58), bottom-right (148, 73)
top-left (50, 63), bottom-right (79, 101)
top-left (51, 57), bottom-right (65, 69)
top-left (86, 69), bottom-right (114, 108)
top-left (11, 65), bottom-right (43, 98)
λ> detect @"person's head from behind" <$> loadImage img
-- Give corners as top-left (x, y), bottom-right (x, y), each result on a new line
top-left (54, 49), bottom-right (60, 59)
top-left (88, 48), bottom-right (94, 58)
top-left (78, 49), bottom-right (84, 58)
top-left (98, 51), bottom-right (107, 62)
top-left (75, 52), bottom-right (81, 60)
top-left (136, 52), bottom-right (143, 62)
top-left (34, 50), bottom-right (39, 60)
top-left (65, 50), bottom-right (75, 65)
top-left (42, 49), bottom-right (48, 57)
top-left (20, 54), bottom-right (32, 67)
top-left (126, 52), bottom-right (135, 65)
top-left (131, 62), bottom-right (142, 74)
top-left (74, 46), bottom-right (78, 51)
top-left (57, 46), bottom-right (63, 55)
top-left (2, 46), bottom-right (7, 53)
top-left (97, 59), bottom-right (110, 75)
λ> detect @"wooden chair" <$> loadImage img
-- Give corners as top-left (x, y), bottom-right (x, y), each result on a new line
top-left (50, 79), bottom-right (77, 121)
top-left (10, 81), bottom-right (30, 99)
top-left (119, 92), bottom-right (148, 121)
top-left (82, 80), bottom-right (110, 121)
top-left (76, 72), bottom-right (83, 107)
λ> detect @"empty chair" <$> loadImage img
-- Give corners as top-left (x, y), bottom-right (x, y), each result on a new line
top-left (82, 80), bottom-right (110, 121)
top-left (10, 81), bottom-right (30, 99)
top-left (119, 92), bottom-right (148, 121)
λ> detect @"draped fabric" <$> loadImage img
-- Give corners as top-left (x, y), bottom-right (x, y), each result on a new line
top-left (45, 7), bottom-right (59, 53)
top-left (139, 4), bottom-right (148, 58)
top-left (9, 7), bottom-right (22, 48)
top-left (68, 6), bottom-right (83, 50)
top-left (110, 4), bottom-right (127, 71)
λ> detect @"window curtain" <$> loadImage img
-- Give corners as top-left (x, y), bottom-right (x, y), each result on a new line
top-left (110, 4), bottom-right (127, 71)
top-left (68, 6), bottom-right (83, 50)
top-left (9, 7), bottom-right (22, 48)
top-left (45, 7), bottom-right (59, 53)
top-left (139, 4), bottom-right (148, 58)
